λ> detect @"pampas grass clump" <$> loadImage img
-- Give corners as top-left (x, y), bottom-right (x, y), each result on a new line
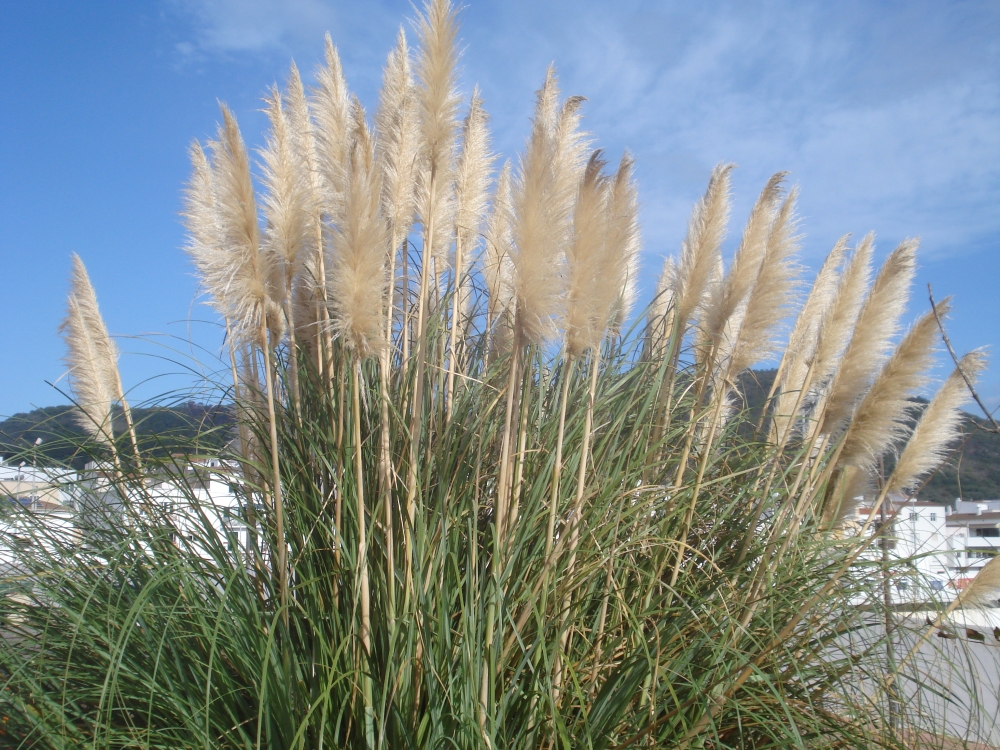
top-left (2, 1), bottom-right (995, 748)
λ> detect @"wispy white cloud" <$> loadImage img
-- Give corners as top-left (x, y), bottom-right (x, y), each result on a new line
top-left (167, 0), bottom-right (1000, 261)
top-left (463, 0), bottom-right (1000, 267)
top-left (170, 0), bottom-right (341, 55)
top-left (166, 0), bottom-right (1000, 391)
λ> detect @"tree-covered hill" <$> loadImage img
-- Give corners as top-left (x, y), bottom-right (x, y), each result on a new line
top-left (4, 374), bottom-right (999, 502)
top-left (0, 402), bottom-right (234, 469)
top-left (738, 369), bottom-right (1000, 504)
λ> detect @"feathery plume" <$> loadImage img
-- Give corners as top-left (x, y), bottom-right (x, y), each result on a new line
top-left (260, 85), bottom-right (313, 295)
top-left (788, 239), bottom-right (846, 362)
top-left (646, 256), bottom-right (676, 360)
top-left (701, 173), bottom-right (786, 355)
top-left (822, 239), bottom-right (917, 433)
top-left (729, 186), bottom-right (800, 374)
top-left (810, 236), bottom-right (873, 391)
top-left (605, 152), bottom-right (641, 333)
top-left (329, 101), bottom-right (389, 357)
top-left (838, 301), bottom-right (946, 470)
top-left (203, 105), bottom-right (276, 343)
top-left (484, 160), bottom-right (515, 344)
top-left (286, 62), bottom-right (318, 185)
top-left (446, 89), bottom-right (494, 414)
top-left (414, 0), bottom-right (461, 261)
top-left (956, 553), bottom-right (1000, 607)
top-left (67, 254), bottom-right (143, 462)
top-left (694, 253), bottom-right (725, 373)
top-left (313, 36), bottom-right (352, 223)
top-left (832, 465), bottom-right (871, 528)
top-left (286, 62), bottom-right (328, 347)
top-left (508, 68), bottom-right (581, 345)
top-left (453, 88), bottom-right (494, 276)
top-left (563, 150), bottom-right (610, 358)
top-left (770, 237), bottom-right (846, 439)
top-left (671, 164), bottom-right (734, 336)
top-left (552, 93), bottom-right (590, 201)
top-left (376, 27), bottom-right (420, 240)
top-left (61, 292), bottom-right (116, 448)
top-left (69, 255), bottom-right (121, 404)
top-left (182, 140), bottom-right (225, 314)
top-left (887, 350), bottom-right (988, 495)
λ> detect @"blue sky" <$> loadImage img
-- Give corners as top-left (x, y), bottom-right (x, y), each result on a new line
top-left (1, 0), bottom-right (998, 418)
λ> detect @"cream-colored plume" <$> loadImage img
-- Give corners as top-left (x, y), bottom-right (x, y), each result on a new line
top-left (563, 151), bottom-right (610, 357)
top-left (414, 0), bottom-right (461, 262)
top-left (693, 253), bottom-right (725, 373)
top-left (770, 237), bottom-right (846, 441)
top-left (821, 239), bottom-right (917, 434)
top-left (809, 236), bottom-right (873, 395)
top-left (69, 254), bottom-right (121, 403)
top-left (329, 101), bottom-right (389, 357)
top-left (728, 186), bottom-right (800, 375)
top-left (955, 553), bottom-right (1000, 607)
top-left (61, 258), bottom-right (121, 448)
top-left (508, 68), bottom-right (582, 346)
top-left (606, 152), bottom-right (642, 334)
top-left (484, 160), bottom-right (515, 345)
top-left (313, 36), bottom-right (352, 223)
top-left (286, 62), bottom-right (318, 184)
top-left (782, 238), bottom-right (846, 373)
top-left (260, 86), bottom-right (313, 297)
top-left (376, 27), bottom-right (420, 241)
top-left (286, 62), bottom-right (328, 346)
top-left (62, 294), bottom-right (116, 448)
top-left (838, 301), bottom-right (945, 471)
top-left (205, 105), bottom-right (277, 343)
top-left (887, 350), bottom-right (987, 495)
top-left (671, 164), bottom-right (734, 337)
top-left (646, 256), bottom-right (676, 360)
top-left (832, 465), bottom-right (871, 528)
top-left (285, 64), bottom-right (323, 239)
top-left (453, 88), bottom-right (494, 274)
top-left (793, 241), bottom-right (846, 359)
top-left (182, 141), bottom-right (228, 317)
top-left (552, 92), bottom-right (590, 203)
top-left (700, 173), bottom-right (785, 358)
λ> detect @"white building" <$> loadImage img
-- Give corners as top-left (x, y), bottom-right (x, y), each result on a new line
top-left (0, 459), bottom-right (80, 566)
top-left (847, 497), bottom-right (953, 603)
top-left (943, 499), bottom-right (1000, 590)
top-left (843, 495), bottom-right (1000, 604)
top-left (1, 456), bottom-right (252, 567)
top-left (141, 457), bottom-right (250, 558)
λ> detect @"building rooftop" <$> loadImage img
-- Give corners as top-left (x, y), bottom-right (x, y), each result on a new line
top-left (947, 512), bottom-right (1000, 524)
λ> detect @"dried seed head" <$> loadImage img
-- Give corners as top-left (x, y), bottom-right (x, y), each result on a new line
top-left (822, 239), bottom-right (917, 433)
top-left (260, 86), bottom-right (313, 292)
top-left (484, 160), bottom-right (515, 351)
top-left (313, 36), bottom-right (352, 224)
top-left (453, 88), bottom-right (495, 271)
top-left (672, 164), bottom-right (734, 336)
top-left (329, 102), bottom-right (389, 357)
top-left (563, 150), bottom-right (610, 357)
top-left (60, 259), bottom-right (119, 448)
top-left (888, 349), bottom-right (988, 495)
top-left (376, 27), bottom-right (420, 244)
top-left (414, 0), bottom-right (461, 263)
top-left (509, 68), bottom-right (584, 346)
top-left (838, 300), bottom-right (946, 471)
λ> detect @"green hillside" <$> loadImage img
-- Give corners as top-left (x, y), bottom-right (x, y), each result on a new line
top-left (5, 375), bottom-right (999, 502)
top-left (737, 370), bottom-right (1000, 503)
top-left (0, 403), bottom-right (234, 469)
